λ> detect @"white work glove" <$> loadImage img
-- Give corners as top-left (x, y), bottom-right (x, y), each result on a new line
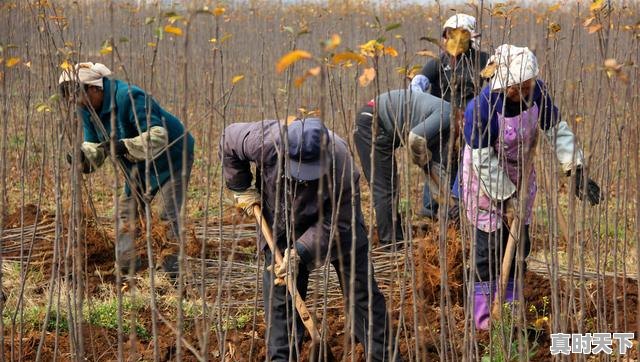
top-left (267, 248), bottom-right (300, 286)
top-left (233, 188), bottom-right (261, 217)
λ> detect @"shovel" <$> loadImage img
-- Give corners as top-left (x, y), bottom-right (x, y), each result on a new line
top-left (491, 129), bottom-right (539, 321)
top-left (253, 205), bottom-right (336, 362)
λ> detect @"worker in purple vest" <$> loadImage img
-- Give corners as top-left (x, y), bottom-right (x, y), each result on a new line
top-left (461, 45), bottom-right (602, 330)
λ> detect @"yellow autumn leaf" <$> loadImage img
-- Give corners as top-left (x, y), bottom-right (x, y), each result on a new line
top-left (293, 75), bottom-right (307, 88)
top-left (231, 74), bottom-right (244, 84)
top-left (307, 66), bottom-right (321, 76)
top-left (35, 102), bottom-right (51, 113)
top-left (147, 42), bottom-right (157, 48)
top-left (213, 7), bottom-right (225, 16)
top-left (548, 3), bottom-right (561, 12)
top-left (164, 25), bottom-right (183, 36)
top-left (590, 0), bottom-right (604, 12)
top-left (358, 67), bottom-right (376, 87)
top-left (548, 23), bottom-right (561, 34)
top-left (99, 45), bottom-right (113, 55)
top-left (286, 115), bottom-right (297, 124)
top-left (332, 52), bottom-right (366, 65)
top-left (480, 62), bottom-right (498, 78)
top-left (324, 34), bottom-right (341, 52)
top-left (60, 60), bottom-right (73, 71)
top-left (359, 39), bottom-right (384, 57)
top-left (293, 67), bottom-right (321, 88)
top-left (583, 16), bottom-right (595, 27)
top-left (384, 46), bottom-right (398, 57)
top-left (587, 23), bottom-right (603, 34)
top-left (6, 57), bottom-right (20, 68)
top-left (275, 50), bottom-right (312, 73)
top-left (445, 28), bottom-right (471, 57)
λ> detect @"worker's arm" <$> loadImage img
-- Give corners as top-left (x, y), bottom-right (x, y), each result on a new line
top-left (119, 89), bottom-right (169, 162)
top-left (420, 58), bottom-right (441, 97)
top-left (219, 121), bottom-right (279, 191)
top-left (535, 80), bottom-right (584, 174)
top-left (408, 97), bottom-right (451, 167)
top-left (464, 87), bottom-right (516, 201)
top-left (77, 109), bottom-right (106, 172)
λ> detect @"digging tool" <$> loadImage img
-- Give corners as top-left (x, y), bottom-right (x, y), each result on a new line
top-left (491, 130), bottom-right (539, 321)
top-left (252, 205), bottom-right (336, 362)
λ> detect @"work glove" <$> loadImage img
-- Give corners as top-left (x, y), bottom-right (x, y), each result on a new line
top-left (267, 247), bottom-right (300, 287)
top-left (66, 151), bottom-right (94, 174)
top-left (99, 139), bottom-right (128, 158)
top-left (408, 132), bottom-right (432, 168)
top-left (233, 188), bottom-right (261, 217)
top-left (570, 167), bottom-right (602, 206)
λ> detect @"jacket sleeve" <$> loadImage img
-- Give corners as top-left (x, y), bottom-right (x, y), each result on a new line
top-left (421, 59), bottom-right (440, 88)
top-left (464, 89), bottom-right (516, 201)
top-left (220, 121), bottom-right (279, 191)
top-left (118, 88), bottom-right (169, 162)
top-left (413, 97), bottom-right (452, 148)
top-left (534, 80), bottom-right (584, 173)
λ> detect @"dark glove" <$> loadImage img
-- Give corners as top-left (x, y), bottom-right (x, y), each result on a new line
top-left (447, 202), bottom-right (460, 224)
top-left (573, 167), bottom-right (602, 205)
top-left (99, 139), bottom-right (128, 157)
top-left (66, 151), bottom-right (94, 174)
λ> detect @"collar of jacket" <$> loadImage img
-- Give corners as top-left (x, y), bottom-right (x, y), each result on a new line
top-left (98, 77), bottom-right (116, 117)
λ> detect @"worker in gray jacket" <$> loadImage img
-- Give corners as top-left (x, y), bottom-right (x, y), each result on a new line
top-left (220, 118), bottom-right (400, 361)
top-left (353, 76), bottom-right (452, 247)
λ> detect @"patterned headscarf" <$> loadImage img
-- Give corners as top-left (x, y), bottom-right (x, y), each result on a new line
top-left (58, 62), bottom-right (112, 88)
top-left (487, 44), bottom-right (539, 91)
top-left (443, 14), bottom-right (479, 50)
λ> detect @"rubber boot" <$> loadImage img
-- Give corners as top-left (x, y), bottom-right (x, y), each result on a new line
top-left (474, 281), bottom-right (493, 330)
top-left (117, 232), bottom-right (142, 275)
top-left (504, 280), bottom-right (517, 303)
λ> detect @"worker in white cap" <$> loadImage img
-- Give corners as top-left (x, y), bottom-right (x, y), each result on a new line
top-left (59, 62), bottom-right (195, 279)
top-left (461, 45), bottom-right (602, 330)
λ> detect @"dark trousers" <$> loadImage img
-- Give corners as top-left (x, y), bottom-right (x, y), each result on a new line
top-left (117, 156), bottom-right (194, 271)
top-left (263, 225), bottom-right (398, 361)
top-left (475, 225), bottom-right (531, 282)
top-left (353, 106), bottom-right (404, 243)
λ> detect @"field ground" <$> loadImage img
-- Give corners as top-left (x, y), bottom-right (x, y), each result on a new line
top-left (1, 0), bottom-right (639, 360)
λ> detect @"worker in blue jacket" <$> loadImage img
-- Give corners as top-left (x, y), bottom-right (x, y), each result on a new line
top-left (59, 62), bottom-right (195, 278)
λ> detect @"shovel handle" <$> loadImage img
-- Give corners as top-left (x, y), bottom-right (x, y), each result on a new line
top-left (253, 205), bottom-right (335, 361)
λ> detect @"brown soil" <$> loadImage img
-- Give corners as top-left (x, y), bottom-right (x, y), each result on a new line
top-left (2, 205), bottom-right (638, 361)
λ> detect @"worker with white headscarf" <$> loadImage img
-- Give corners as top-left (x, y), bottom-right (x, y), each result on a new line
top-left (59, 62), bottom-right (195, 279)
top-left (419, 13), bottom-right (490, 219)
top-left (461, 45), bottom-right (602, 330)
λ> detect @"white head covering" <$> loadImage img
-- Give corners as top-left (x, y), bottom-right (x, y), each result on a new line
top-left (488, 44), bottom-right (539, 91)
top-left (410, 74), bottom-right (430, 93)
top-left (58, 62), bottom-right (112, 88)
top-left (443, 14), bottom-right (479, 50)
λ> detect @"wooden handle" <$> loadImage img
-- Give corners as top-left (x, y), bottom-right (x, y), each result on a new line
top-left (253, 205), bottom-right (333, 360)
top-left (491, 130), bottom-right (539, 322)
top-left (491, 214), bottom-right (521, 319)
